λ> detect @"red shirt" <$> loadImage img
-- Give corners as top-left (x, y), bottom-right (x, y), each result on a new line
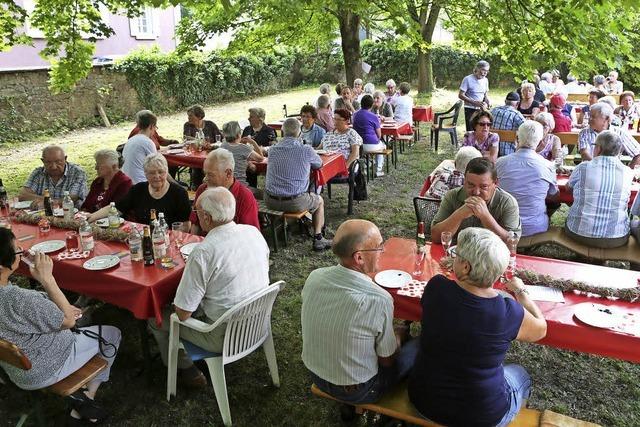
top-left (128, 126), bottom-right (172, 149)
top-left (550, 109), bottom-right (572, 132)
top-left (81, 170), bottom-right (133, 213)
top-left (189, 180), bottom-right (260, 231)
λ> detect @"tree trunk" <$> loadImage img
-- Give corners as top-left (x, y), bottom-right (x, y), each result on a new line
top-left (417, 4), bottom-right (441, 94)
top-left (337, 9), bottom-right (362, 85)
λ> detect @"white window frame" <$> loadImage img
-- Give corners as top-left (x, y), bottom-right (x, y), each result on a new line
top-left (129, 7), bottom-right (158, 40)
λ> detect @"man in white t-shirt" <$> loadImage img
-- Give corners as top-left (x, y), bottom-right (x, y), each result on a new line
top-left (122, 110), bottom-right (158, 184)
top-left (459, 60), bottom-right (491, 131)
top-left (148, 187), bottom-right (270, 387)
top-left (393, 82), bottom-right (414, 123)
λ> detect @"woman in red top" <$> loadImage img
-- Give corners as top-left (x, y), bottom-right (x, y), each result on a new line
top-left (81, 149), bottom-right (133, 213)
top-left (549, 95), bottom-right (573, 132)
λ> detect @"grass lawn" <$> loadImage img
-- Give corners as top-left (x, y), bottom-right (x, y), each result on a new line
top-left (1, 86), bottom-right (639, 426)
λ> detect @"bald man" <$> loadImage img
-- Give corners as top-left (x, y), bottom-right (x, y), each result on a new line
top-left (20, 145), bottom-right (88, 208)
top-left (301, 219), bottom-right (418, 406)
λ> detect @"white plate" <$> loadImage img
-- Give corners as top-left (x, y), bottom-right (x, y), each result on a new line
top-left (315, 149), bottom-right (329, 155)
top-left (53, 207), bottom-right (78, 217)
top-left (31, 240), bottom-right (66, 254)
top-left (374, 270), bottom-right (412, 289)
top-left (95, 217), bottom-right (125, 228)
top-left (83, 255), bottom-right (120, 271)
top-left (180, 242), bottom-right (199, 257)
top-left (167, 143), bottom-right (184, 149)
top-left (574, 303), bottom-right (624, 329)
top-left (165, 148), bottom-right (185, 154)
top-left (12, 200), bottom-right (32, 209)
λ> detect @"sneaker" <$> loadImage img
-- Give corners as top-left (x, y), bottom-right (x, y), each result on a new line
top-left (313, 236), bottom-right (333, 251)
top-left (376, 171), bottom-right (385, 177)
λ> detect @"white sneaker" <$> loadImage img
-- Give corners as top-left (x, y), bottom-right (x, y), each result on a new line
top-left (376, 171), bottom-right (385, 177)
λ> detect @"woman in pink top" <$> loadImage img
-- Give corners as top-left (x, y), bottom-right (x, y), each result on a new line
top-left (462, 110), bottom-right (499, 163)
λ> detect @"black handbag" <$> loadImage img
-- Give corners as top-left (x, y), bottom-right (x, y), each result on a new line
top-left (353, 160), bottom-right (368, 201)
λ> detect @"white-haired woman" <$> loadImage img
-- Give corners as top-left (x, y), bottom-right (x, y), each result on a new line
top-left (353, 78), bottom-right (364, 98)
top-left (81, 149), bottom-right (133, 213)
top-left (409, 227), bottom-right (546, 427)
top-left (372, 90), bottom-right (393, 118)
top-left (496, 121), bottom-right (559, 236)
top-left (357, 82), bottom-right (375, 103)
top-left (88, 153), bottom-right (191, 227)
top-left (313, 83), bottom-right (332, 108)
top-left (384, 79), bottom-right (399, 105)
top-left (517, 83), bottom-right (541, 116)
top-left (222, 120), bottom-right (264, 185)
top-left (593, 75), bottom-right (608, 93)
top-left (425, 146), bottom-right (482, 200)
top-left (533, 112), bottom-right (562, 161)
top-left (315, 95), bottom-right (335, 132)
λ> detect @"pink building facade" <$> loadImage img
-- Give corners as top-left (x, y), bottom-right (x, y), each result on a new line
top-left (0, 2), bottom-right (180, 71)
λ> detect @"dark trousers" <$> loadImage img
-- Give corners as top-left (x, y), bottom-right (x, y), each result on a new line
top-left (464, 107), bottom-right (477, 131)
top-left (310, 338), bottom-right (419, 404)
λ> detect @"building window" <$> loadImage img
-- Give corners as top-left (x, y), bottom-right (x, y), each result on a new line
top-left (130, 7), bottom-right (157, 40)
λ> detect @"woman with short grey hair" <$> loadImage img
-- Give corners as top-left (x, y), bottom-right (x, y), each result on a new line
top-left (315, 94), bottom-right (335, 132)
top-left (88, 152), bottom-right (191, 227)
top-left (424, 146), bottom-right (481, 200)
top-left (222, 121), bottom-right (264, 186)
top-left (409, 227), bottom-right (547, 427)
top-left (81, 149), bottom-right (133, 212)
top-left (371, 90), bottom-right (393, 118)
top-left (533, 112), bottom-right (561, 161)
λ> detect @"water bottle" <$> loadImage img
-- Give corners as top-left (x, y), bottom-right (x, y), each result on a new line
top-left (79, 219), bottom-right (95, 252)
top-left (128, 225), bottom-right (143, 262)
top-left (62, 191), bottom-right (74, 221)
top-left (582, 110), bottom-right (590, 127)
top-left (158, 212), bottom-right (170, 248)
top-left (152, 224), bottom-right (167, 260)
top-left (505, 231), bottom-right (519, 278)
top-left (108, 202), bottom-right (120, 228)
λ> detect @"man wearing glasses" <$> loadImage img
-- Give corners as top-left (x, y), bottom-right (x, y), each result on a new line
top-left (19, 145), bottom-right (87, 208)
top-left (301, 219), bottom-right (418, 409)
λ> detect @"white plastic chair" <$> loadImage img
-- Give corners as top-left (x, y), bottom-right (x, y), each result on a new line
top-left (166, 280), bottom-right (285, 426)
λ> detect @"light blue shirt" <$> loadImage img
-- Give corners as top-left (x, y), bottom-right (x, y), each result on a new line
top-left (496, 148), bottom-right (558, 236)
top-left (301, 124), bottom-right (326, 148)
top-left (122, 134), bottom-right (156, 184)
top-left (265, 137), bottom-right (322, 197)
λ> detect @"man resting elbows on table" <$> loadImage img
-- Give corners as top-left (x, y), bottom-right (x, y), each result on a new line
top-left (149, 187), bottom-right (270, 387)
top-left (302, 219), bottom-right (418, 407)
top-left (431, 157), bottom-right (521, 243)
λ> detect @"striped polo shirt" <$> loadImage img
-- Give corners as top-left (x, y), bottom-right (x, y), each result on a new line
top-left (301, 265), bottom-right (397, 386)
top-left (265, 137), bottom-right (322, 197)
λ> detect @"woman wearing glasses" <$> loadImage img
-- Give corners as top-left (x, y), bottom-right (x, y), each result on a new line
top-left (0, 228), bottom-right (121, 424)
top-left (462, 111), bottom-right (499, 163)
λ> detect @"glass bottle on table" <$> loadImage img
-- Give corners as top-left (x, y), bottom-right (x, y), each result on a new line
top-left (158, 212), bottom-right (170, 248)
top-left (128, 225), bottom-right (143, 262)
top-left (79, 219), bottom-right (94, 252)
top-left (152, 223), bottom-right (167, 261)
top-left (142, 226), bottom-right (155, 266)
top-left (107, 202), bottom-right (120, 228)
top-left (149, 209), bottom-right (158, 233)
top-left (62, 191), bottom-right (74, 221)
top-left (43, 188), bottom-right (53, 217)
top-left (505, 231), bottom-right (519, 279)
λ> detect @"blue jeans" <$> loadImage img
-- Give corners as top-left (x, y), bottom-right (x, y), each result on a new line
top-left (311, 338), bottom-right (419, 404)
top-left (495, 364), bottom-right (532, 427)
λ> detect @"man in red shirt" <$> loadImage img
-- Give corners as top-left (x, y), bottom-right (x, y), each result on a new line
top-left (189, 149), bottom-right (260, 235)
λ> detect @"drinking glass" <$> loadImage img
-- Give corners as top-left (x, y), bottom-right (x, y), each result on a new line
top-left (172, 222), bottom-right (184, 248)
top-left (65, 231), bottom-right (79, 252)
top-left (441, 231), bottom-right (453, 255)
top-left (413, 244), bottom-right (424, 278)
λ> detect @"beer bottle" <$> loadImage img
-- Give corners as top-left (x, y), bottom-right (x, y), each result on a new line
top-left (142, 226), bottom-right (155, 266)
top-left (43, 189), bottom-right (53, 216)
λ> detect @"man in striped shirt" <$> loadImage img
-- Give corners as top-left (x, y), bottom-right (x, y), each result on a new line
top-left (566, 131), bottom-right (633, 248)
top-left (301, 220), bottom-right (418, 405)
top-left (265, 118), bottom-right (332, 251)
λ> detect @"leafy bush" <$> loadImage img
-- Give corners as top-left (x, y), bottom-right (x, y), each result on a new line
top-left (361, 40), bottom-right (516, 89)
top-left (114, 46), bottom-right (343, 112)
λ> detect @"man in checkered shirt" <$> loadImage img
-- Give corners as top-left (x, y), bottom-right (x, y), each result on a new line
top-left (19, 145), bottom-right (88, 208)
top-left (491, 92), bottom-right (525, 157)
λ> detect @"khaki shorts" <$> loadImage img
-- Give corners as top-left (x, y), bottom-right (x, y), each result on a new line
top-left (265, 192), bottom-right (321, 213)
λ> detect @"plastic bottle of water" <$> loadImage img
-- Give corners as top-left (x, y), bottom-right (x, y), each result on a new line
top-left (505, 231), bottom-right (519, 279)
top-left (152, 223), bottom-right (167, 261)
top-left (108, 202), bottom-right (120, 229)
top-left (62, 191), bottom-right (74, 221)
top-left (79, 219), bottom-right (94, 252)
top-left (128, 225), bottom-right (143, 262)
top-left (158, 212), bottom-right (170, 248)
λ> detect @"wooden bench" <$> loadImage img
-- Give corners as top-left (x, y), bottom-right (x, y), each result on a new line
top-left (518, 226), bottom-right (640, 263)
top-left (258, 201), bottom-right (309, 251)
top-left (311, 382), bottom-right (544, 427)
top-left (363, 149), bottom-right (394, 179)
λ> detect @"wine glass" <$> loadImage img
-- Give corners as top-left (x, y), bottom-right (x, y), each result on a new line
top-left (441, 231), bottom-right (453, 255)
top-left (172, 222), bottom-right (184, 248)
top-left (413, 243), bottom-right (424, 278)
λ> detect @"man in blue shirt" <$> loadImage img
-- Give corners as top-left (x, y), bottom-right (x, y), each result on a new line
top-left (265, 118), bottom-right (332, 251)
top-left (491, 92), bottom-right (525, 157)
top-left (300, 105), bottom-right (326, 148)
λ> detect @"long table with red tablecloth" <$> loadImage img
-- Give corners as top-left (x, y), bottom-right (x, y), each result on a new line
top-left (253, 153), bottom-right (348, 186)
top-left (375, 237), bottom-right (640, 363)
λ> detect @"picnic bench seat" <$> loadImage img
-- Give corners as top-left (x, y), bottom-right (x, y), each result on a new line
top-left (311, 382), bottom-right (598, 426)
top-left (257, 201), bottom-right (309, 252)
top-left (363, 149), bottom-right (394, 180)
top-left (518, 226), bottom-right (640, 263)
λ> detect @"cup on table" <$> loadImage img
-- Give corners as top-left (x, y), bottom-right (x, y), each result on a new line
top-left (65, 231), bottom-right (79, 252)
top-left (413, 243), bottom-right (424, 278)
top-left (171, 222), bottom-right (184, 248)
top-left (441, 231), bottom-right (453, 255)
top-left (38, 217), bottom-right (50, 234)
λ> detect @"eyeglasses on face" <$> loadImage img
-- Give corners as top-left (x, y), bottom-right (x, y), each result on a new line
top-left (351, 244), bottom-right (385, 257)
top-left (477, 122), bottom-right (492, 127)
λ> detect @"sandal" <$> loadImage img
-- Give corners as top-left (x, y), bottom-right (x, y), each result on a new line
top-left (66, 390), bottom-right (108, 423)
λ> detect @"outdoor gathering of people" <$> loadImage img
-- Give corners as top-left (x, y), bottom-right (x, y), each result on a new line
top-left (3, 63), bottom-right (640, 427)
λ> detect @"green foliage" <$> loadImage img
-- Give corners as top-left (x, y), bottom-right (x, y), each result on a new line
top-left (114, 46), bottom-right (342, 112)
top-left (0, 0), bottom-right (30, 50)
top-left (362, 41), bottom-right (515, 88)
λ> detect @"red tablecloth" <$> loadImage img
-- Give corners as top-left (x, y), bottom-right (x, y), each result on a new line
top-left (376, 237), bottom-right (640, 363)
top-left (162, 149), bottom-right (208, 169)
top-left (412, 106), bottom-right (433, 123)
top-left (381, 121), bottom-right (413, 138)
top-left (557, 174), bottom-right (639, 206)
top-left (419, 159), bottom-right (452, 197)
top-left (13, 223), bottom-right (202, 326)
top-left (253, 153), bottom-right (348, 186)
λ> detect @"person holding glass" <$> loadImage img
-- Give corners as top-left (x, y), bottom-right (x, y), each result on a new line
top-left (409, 227), bottom-right (547, 427)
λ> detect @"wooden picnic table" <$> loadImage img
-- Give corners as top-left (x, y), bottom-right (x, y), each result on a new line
top-left (376, 238), bottom-right (640, 363)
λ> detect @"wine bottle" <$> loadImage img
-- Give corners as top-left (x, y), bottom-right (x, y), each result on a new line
top-left (142, 226), bottom-right (155, 266)
top-left (43, 189), bottom-right (53, 217)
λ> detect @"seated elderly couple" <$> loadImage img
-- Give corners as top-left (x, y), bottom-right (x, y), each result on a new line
top-left (302, 220), bottom-right (546, 426)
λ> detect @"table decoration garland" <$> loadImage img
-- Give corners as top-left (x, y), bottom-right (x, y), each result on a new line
top-left (14, 212), bottom-right (129, 243)
top-left (439, 256), bottom-right (640, 303)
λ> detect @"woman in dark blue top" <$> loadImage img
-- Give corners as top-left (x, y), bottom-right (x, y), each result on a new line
top-left (409, 227), bottom-right (547, 427)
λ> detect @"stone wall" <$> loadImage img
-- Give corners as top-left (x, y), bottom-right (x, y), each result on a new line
top-left (0, 66), bottom-right (141, 143)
